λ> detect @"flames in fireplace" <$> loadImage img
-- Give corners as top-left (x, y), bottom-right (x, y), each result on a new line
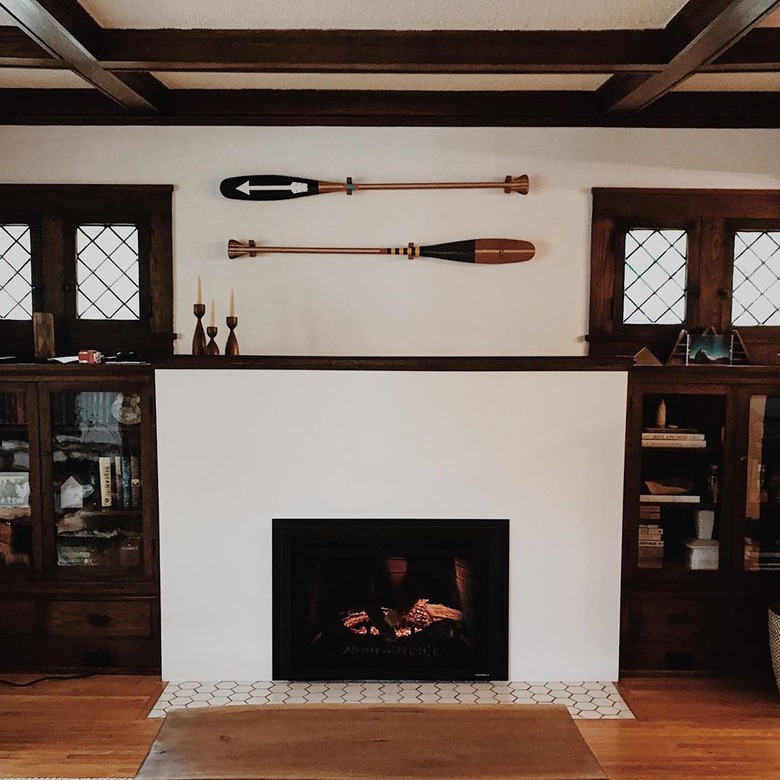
top-left (342, 598), bottom-right (464, 640)
top-left (309, 555), bottom-right (473, 656)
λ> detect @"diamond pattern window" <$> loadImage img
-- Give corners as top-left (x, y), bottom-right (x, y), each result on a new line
top-left (0, 185), bottom-right (172, 359)
top-left (0, 224), bottom-right (32, 320)
top-left (76, 224), bottom-right (140, 320)
top-left (732, 231), bottom-right (780, 326)
top-left (623, 229), bottom-right (688, 325)
top-left (590, 189), bottom-right (780, 363)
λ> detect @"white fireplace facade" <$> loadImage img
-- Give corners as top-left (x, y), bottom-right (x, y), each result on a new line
top-left (155, 368), bottom-right (627, 682)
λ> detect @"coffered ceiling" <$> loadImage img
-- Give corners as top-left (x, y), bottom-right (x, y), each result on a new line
top-left (0, 0), bottom-right (779, 126)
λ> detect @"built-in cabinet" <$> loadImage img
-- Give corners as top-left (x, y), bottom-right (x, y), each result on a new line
top-left (0, 366), bottom-right (159, 673)
top-left (622, 366), bottom-right (780, 673)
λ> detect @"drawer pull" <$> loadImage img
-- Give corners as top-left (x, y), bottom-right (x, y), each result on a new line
top-left (668, 612), bottom-right (692, 626)
top-left (87, 613), bottom-right (111, 628)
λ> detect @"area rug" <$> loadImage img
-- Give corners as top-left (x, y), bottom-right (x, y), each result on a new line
top-left (136, 703), bottom-right (606, 780)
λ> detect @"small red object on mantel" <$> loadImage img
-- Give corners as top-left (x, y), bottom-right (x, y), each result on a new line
top-left (78, 349), bottom-right (103, 364)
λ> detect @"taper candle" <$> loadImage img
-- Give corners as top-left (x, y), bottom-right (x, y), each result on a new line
top-left (209, 299), bottom-right (216, 327)
top-left (230, 289), bottom-right (236, 318)
top-left (197, 276), bottom-right (202, 305)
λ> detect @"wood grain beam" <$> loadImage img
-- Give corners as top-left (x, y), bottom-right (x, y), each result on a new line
top-left (601, 0), bottom-right (780, 113)
top-left (1, 25), bottom-right (778, 74)
top-left (0, 23), bottom-right (54, 64)
top-left (0, 87), bottom-right (778, 128)
top-left (0, 0), bottom-right (166, 112)
top-left (96, 29), bottom-right (667, 74)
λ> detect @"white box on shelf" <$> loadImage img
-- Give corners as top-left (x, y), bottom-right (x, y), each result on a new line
top-left (685, 539), bottom-right (719, 570)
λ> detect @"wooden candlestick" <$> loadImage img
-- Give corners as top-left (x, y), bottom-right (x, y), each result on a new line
top-left (225, 316), bottom-right (239, 356)
top-left (206, 325), bottom-right (220, 355)
top-left (192, 303), bottom-right (207, 355)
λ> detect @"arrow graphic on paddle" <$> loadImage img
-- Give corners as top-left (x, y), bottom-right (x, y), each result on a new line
top-left (220, 174), bottom-right (529, 201)
top-left (228, 238), bottom-right (535, 264)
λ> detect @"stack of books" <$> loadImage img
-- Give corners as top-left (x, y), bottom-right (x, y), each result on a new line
top-left (641, 428), bottom-right (706, 448)
top-left (639, 504), bottom-right (661, 521)
top-left (638, 523), bottom-right (664, 569)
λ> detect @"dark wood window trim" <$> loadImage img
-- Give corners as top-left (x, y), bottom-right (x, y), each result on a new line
top-left (0, 184), bottom-right (173, 360)
top-left (588, 188), bottom-right (780, 365)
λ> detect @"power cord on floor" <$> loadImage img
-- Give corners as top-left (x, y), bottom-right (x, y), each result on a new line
top-left (0, 669), bottom-right (105, 686)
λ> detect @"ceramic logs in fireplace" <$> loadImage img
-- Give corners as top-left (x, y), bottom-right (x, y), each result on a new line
top-left (273, 519), bottom-right (509, 681)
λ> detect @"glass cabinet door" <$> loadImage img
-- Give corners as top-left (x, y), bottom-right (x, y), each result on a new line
top-left (0, 387), bottom-right (33, 569)
top-left (744, 394), bottom-right (780, 573)
top-left (48, 388), bottom-right (144, 571)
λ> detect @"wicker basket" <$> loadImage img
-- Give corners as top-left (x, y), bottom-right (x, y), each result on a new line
top-left (769, 603), bottom-right (780, 693)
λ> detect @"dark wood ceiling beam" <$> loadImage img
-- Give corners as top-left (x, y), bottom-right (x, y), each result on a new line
top-left (0, 0), bottom-right (166, 112)
top-left (0, 87), bottom-right (778, 128)
top-left (2, 25), bottom-right (779, 73)
top-left (97, 29), bottom-right (667, 74)
top-left (0, 23), bottom-right (54, 64)
top-left (601, 0), bottom-right (780, 113)
top-left (710, 27), bottom-right (780, 69)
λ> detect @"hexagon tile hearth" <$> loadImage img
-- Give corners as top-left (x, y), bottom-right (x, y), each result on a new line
top-left (148, 680), bottom-right (634, 719)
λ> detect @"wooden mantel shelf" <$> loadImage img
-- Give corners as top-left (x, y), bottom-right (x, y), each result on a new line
top-left (149, 355), bottom-right (632, 371)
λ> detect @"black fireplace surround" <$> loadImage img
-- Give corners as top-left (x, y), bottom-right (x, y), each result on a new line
top-left (273, 519), bottom-right (509, 681)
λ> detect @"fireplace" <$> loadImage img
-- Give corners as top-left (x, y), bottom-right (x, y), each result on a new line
top-left (273, 519), bottom-right (509, 681)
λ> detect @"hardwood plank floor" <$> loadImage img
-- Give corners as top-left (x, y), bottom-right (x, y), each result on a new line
top-left (582, 676), bottom-right (780, 780)
top-left (0, 674), bottom-right (164, 778)
top-left (0, 674), bottom-right (778, 778)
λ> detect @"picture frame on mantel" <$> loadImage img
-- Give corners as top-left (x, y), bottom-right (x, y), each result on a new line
top-left (666, 327), bottom-right (751, 366)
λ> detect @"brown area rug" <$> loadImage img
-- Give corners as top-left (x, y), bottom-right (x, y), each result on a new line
top-left (136, 703), bottom-right (606, 780)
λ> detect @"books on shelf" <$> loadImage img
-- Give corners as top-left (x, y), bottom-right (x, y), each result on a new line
top-left (642, 439), bottom-right (707, 450)
top-left (98, 457), bottom-right (112, 507)
top-left (638, 522), bottom-right (664, 569)
top-left (96, 454), bottom-right (141, 509)
top-left (642, 431), bottom-right (705, 441)
top-left (642, 428), bottom-right (707, 448)
top-left (640, 494), bottom-right (700, 503)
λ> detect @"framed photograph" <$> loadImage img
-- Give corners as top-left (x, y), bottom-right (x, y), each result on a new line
top-left (0, 472), bottom-right (30, 507)
top-left (686, 333), bottom-right (733, 365)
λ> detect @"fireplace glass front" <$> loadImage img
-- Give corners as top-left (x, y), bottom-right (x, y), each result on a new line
top-left (273, 519), bottom-right (509, 681)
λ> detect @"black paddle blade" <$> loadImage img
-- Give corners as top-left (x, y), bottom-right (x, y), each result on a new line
top-left (220, 175), bottom-right (321, 201)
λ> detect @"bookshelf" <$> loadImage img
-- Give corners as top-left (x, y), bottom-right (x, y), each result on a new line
top-left (0, 368), bottom-right (159, 673)
top-left (622, 367), bottom-right (780, 674)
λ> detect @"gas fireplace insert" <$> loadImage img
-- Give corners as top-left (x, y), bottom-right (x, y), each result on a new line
top-left (272, 518), bottom-right (509, 681)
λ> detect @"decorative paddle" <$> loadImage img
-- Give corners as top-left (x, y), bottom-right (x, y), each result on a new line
top-left (220, 174), bottom-right (529, 201)
top-left (228, 238), bottom-right (535, 264)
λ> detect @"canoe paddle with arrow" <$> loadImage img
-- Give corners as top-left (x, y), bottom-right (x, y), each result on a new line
top-left (220, 174), bottom-right (529, 202)
top-left (228, 238), bottom-right (535, 265)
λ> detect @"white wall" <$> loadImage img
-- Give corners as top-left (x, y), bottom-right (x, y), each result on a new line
top-left (155, 368), bottom-right (627, 682)
top-left (0, 125), bottom-right (778, 356)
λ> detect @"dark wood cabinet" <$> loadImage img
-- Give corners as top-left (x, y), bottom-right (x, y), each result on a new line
top-left (0, 365), bottom-right (159, 673)
top-left (622, 366), bottom-right (780, 674)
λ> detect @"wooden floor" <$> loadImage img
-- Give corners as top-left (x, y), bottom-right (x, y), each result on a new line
top-left (0, 674), bottom-right (778, 779)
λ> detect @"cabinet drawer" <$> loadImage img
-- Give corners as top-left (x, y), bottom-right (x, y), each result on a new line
top-left (622, 595), bottom-right (726, 642)
top-left (621, 640), bottom-right (727, 672)
top-left (0, 599), bottom-right (37, 636)
top-left (45, 600), bottom-right (153, 638)
top-left (0, 635), bottom-right (160, 672)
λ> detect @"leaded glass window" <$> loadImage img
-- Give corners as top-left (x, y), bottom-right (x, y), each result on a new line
top-left (732, 231), bottom-right (780, 326)
top-left (623, 229), bottom-right (688, 325)
top-left (76, 224), bottom-right (140, 320)
top-left (0, 224), bottom-right (32, 320)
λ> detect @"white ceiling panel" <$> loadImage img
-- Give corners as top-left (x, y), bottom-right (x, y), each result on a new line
top-left (0, 68), bottom-right (89, 88)
top-left (154, 72), bottom-right (609, 91)
top-left (675, 72), bottom-right (780, 91)
top-left (78, 0), bottom-right (687, 31)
